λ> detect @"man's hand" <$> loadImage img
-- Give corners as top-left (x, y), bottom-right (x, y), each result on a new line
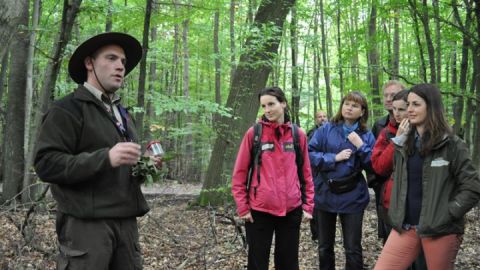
top-left (150, 156), bottom-right (163, 169)
top-left (109, 142), bottom-right (141, 167)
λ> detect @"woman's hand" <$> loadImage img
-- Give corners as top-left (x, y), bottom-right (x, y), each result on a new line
top-left (347, 131), bottom-right (364, 149)
top-left (302, 210), bottom-right (312, 222)
top-left (397, 118), bottom-right (410, 136)
top-left (240, 212), bottom-right (254, 223)
top-left (335, 149), bottom-right (352, 162)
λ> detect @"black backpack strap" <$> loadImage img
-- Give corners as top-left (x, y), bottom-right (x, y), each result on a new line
top-left (292, 124), bottom-right (307, 203)
top-left (246, 123), bottom-right (262, 193)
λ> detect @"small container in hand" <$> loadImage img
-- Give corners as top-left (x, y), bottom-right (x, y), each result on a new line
top-left (146, 140), bottom-right (164, 157)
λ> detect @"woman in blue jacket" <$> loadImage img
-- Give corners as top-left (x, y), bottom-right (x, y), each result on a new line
top-left (309, 91), bottom-right (376, 270)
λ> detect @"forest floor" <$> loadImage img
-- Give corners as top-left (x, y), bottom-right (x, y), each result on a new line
top-left (0, 182), bottom-right (479, 270)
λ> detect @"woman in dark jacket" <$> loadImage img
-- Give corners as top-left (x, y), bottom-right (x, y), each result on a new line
top-left (309, 91), bottom-right (375, 270)
top-left (232, 87), bottom-right (314, 270)
top-left (374, 84), bottom-right (480, 270)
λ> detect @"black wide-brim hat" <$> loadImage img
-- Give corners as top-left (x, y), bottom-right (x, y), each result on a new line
top-left (68, 32), bottom-right (142, 84)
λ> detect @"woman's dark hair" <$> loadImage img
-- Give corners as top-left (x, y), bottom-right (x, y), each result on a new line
top-left (258, 86), bottom-right (291, 123)
top-left (405, 84), bottom-right (452, 156)
top-left (392, 89), bottom-right (409, 102)
top-left (331, 91), bottom-right (369, 131)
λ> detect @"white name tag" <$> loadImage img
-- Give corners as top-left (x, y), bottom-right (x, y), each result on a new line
top-left (431, 158), bottom-right (449, 167)
top-left (262, 143), bottom-right (274, 151)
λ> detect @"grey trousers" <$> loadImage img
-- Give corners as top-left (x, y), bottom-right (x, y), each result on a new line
top-left (55, 212), bottom-right (142, 270)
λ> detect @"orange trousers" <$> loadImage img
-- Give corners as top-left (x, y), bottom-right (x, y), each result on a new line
top-left (374, 228), bottom-right (462, 270)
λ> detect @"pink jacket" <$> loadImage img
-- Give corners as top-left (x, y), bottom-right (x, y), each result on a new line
top-left (231, 120), bottom-right (314, 217)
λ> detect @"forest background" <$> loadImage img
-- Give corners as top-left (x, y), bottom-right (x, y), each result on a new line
top-left (1, 0), bottom-right (480, 268)
top-left (1, 0), bottom-right (480, 205)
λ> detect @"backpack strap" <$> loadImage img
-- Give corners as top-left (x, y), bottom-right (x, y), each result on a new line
top-left (246, 123), bottom-right (262, 193)
top-left (292, 124), bottom-right (307, 203)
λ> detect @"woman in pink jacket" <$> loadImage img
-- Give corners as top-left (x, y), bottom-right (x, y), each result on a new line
top-left (231, 86), bottom-right (314, 270)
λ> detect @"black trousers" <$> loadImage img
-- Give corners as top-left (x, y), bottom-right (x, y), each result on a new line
top-left (245, 207), bottom-right (303, 270)
top-left (316, 209), bottom-right (364, 270)
top-left (55, 212), bottom-right (142, 270)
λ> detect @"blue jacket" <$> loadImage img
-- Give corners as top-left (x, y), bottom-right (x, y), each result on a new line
top-left (308, 122), bottom-right (376, 213)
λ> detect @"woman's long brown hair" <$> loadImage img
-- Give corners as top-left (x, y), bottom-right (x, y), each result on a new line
top-left (405, 84), bottom-right (452, 156)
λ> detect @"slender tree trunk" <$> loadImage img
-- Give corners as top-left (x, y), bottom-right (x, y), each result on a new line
top-left (420, 0), bottom-right (437, 83)
top-left (247, 0), bottom-right (256, 24)
top-left (22, 0), bottom-right (41, 202)
top-left (336, 1), bottom-right (344, 96)
top-left (135, 0), bottom-right (153, 143)
top-left (472, 47), bottom-right (480, 166)
top-left (313, 3), bottom-right (320, 113)
top-left (472, 2), bottom-right (480, 166)
top-left (348, 0), bottom-right (360, 83)
top-left (433, 0), bottom-right (441, 83)
top-left (409, 0), bottom-right (427, 82)
top-left (200, 0), bottom-right (296, 205)
top-left (0, 50), bottom-right (9, 114)
top-left (393, 8), bottom-right (400, 78)
top-left (290, 5), bottom-right (300, 124)
top-left (452, 0), bottom-right (472, 136)
top-left (165, 0), bottom-right (180, 179)
top-left (2, 0), bottom-right (28, 203)
top-left (229, 0), bottom-right (236, 82)
top-left (182, 6), bottom-right (195, 181)
top-left (24, 0), bottom-right (82, 200)
top-left (214, 10), bottom-right (221, 109)
top-left (383, 20), bottom-right (393, 78)
top-left (0, 51), bottom-right (7, 184)
top-left (367, 0), bottom-right (381, 118)
top-left (319, 0), bottom-right (332, 117)
top-left (144, 26), bottom-right (158, 143)
top-left (0, 0), bottom-right (24, 60)
top-left (105, 0), bottom-right (113, 32)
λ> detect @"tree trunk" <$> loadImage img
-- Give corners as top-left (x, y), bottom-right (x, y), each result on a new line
top-left (313, 4), bottom-right (320, 113)
top-left (393, 8), bottom-right (400, 78)
top-left (420, 0), bottom-right (436, 83)
top-left (290, 5), bottom-right (300, 125)
top-left (229, 0), bottom-right (236, 82)
top-left (0, 50), bottom-right (9, 114)
top-left (0, 51), bottom-right (7, 184)
top-left (383, 20), bottom-right (392, 78)
top-left (0, 0), bottom-right (24, 60)
top-left (182, 7), bottom-right (196, 181)
top-left (135, 0), bottom-right (153, 143)
top-left (452, 0), bottom-right (473, 136)
top-left (336, 1), bottom-right (344, 96)
top-left (22, 0), bottom-right (41, 203)
top-left (2, 0), bottom-right (28, 203)
top-left (23, 0), bottom-right (82, 200)
top-left (433, 0), bottom-right (441, 83)
top-left (144, 26), bottom-right (158, 143)
top-left (105, 0), bottom-right (113, 32)
top-left (165, 0), bottom-right (180, 180)
top-left (472, 47), bottom-right (480, 166)
top-left (319, 0), bottom-right (332, 117)
top-left (200, 0), bottom-right (296, 205)
top-left (367, 0), bottom-right (381, 118)
top-left (409, 0), bottom-right (427, 82)
top-left (349, 0), bottom-right (360, 82)
top-left (214, 10), bottom-right (221, 108)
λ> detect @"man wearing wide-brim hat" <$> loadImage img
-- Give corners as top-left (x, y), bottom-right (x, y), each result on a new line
top-left (34, 32), bottom-right (157, 269)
